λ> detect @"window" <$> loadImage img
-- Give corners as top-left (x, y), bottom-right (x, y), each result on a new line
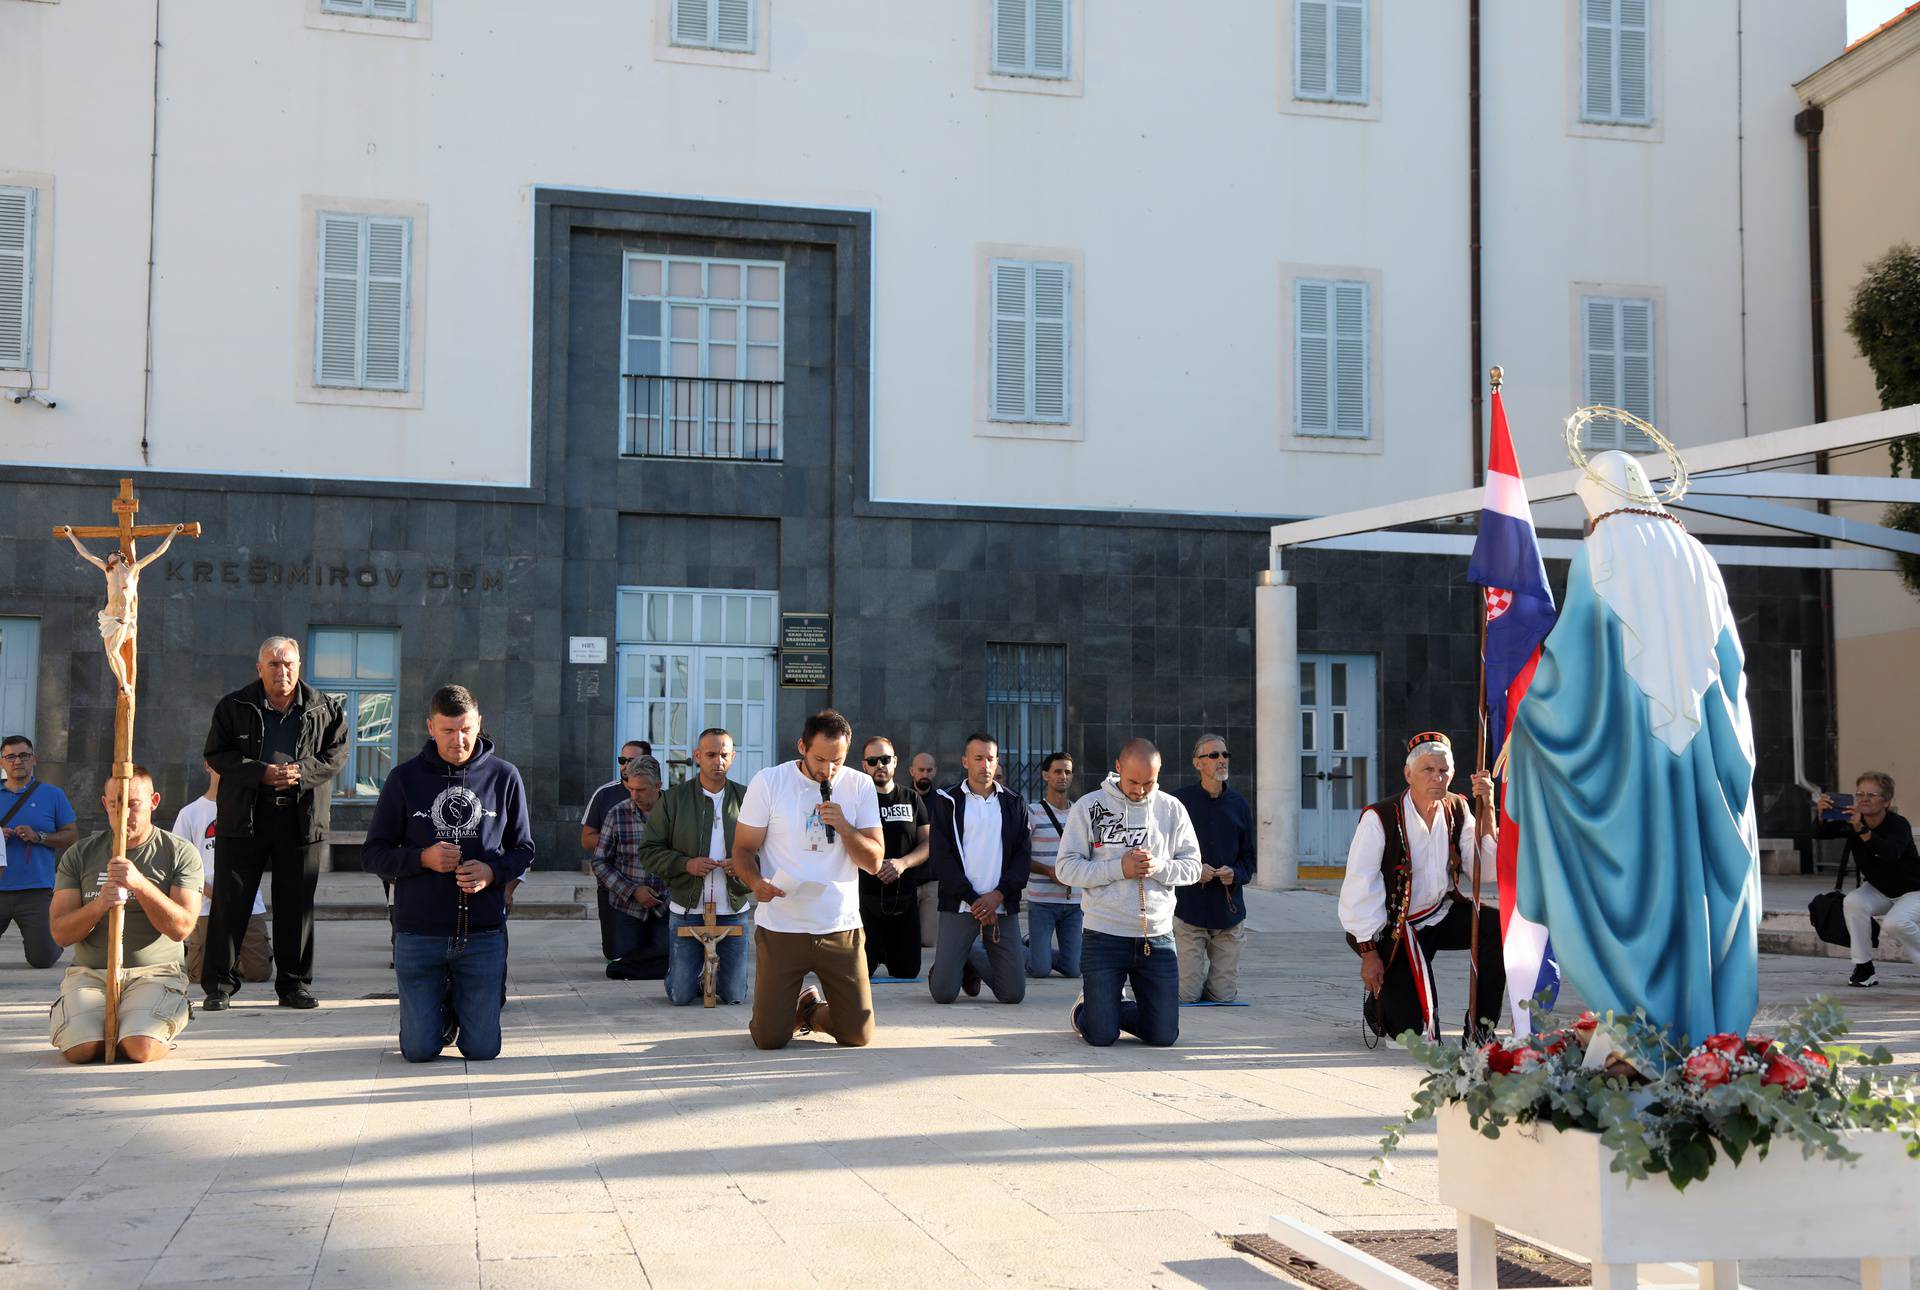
top-left (0, 186), bottom-right (34, 371)
top-left (985, 643), bottom-right (1065, 800)
top-left (1295, 0), bottom-right (1366, 103)
top-left (1581, 295), bottom-right (1656, 451)
top-left (1295, 277), bottom-right (1369, 439)
top-left (315, 213), bottom-right (411, 390)
top-left (1581, 0), bottom-right (1650, 125)
top-left (989, 259), bottom-right (1070, 425)
top-left (671, 0), bottom-right (754, 51)
top-left (991, 0), bottom-right (1068, 78)
top-left (322, 0), bottom-right (415, 17)
top-left (621, 253), bottom-right (784, 460)
top-left (310, 628), bottom-right (399, 801)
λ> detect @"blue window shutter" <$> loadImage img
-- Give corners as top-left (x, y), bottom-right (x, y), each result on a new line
top-left (362, 217), bottom-right (411, 391)
top-left (0, 186), bottom-right (32, 370)
top-left (1619, 298), bottom-right (1655, 450)
top-left (990, 260), bottom-right (1029, 420)
top-left (1031, 262), bottom-right (1070, 423)
top-left (369, 0), bottom-right (416, 19)
top-left (1296, 0), bottom-right (1330, 99)
top-left (316, 214), bottom-right (364, 387)
top-left (1296, 279), bottom-right (1332, 435)
top-left (1616, 0), bottom-right (1650, 122)
top-left (1332, 0), bottom-right (1366, 103)
top-left (992, 0), bottom-right (1029, 75)
top-left (671, 0), bottom-right (710, 47)
top-left (1583, 296), bottom-right (1622, 450)
top-left (1333, 281), bottom-right (1368, 437)
top-left (1032, 0), bottom-right (1069, 77)
top-left (1582, 0), bottom-right (1615, 121)
top-left (716, 0), bottom-right (754, 51)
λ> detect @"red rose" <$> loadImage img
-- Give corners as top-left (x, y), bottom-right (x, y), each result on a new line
top-left (1539, 1035), bottom-right (1569, 1057)
top-left (1573, 1012), bottom-right (1598, 1035)
top-left (1761, 1053), bottom-right (1808, 1092)
top-left (1483, 1043), bottom-right (1522, 1075)
top-left (1749, 1035), bottom-right (1775, 1055)
top-left (1799, 1047), bottom-right (1830, 1071)
top-left (1683, 1051), bottom-right (1733, 1088)
top-left (1701, 1033), bottom-right (1745, 1059)
top-left (1512, 1047), bottom-right (1544, 1071)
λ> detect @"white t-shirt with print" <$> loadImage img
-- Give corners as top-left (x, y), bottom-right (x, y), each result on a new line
top-left (171, 796), bottom-right (267, 918)
top-left (737, 761), bottom-right (881, 935)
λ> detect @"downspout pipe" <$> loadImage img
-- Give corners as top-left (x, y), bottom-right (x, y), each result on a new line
top-left (1468, 0), bottom-right (1485, 486)
top-left (1794, 102), bottom-right (1837, 870)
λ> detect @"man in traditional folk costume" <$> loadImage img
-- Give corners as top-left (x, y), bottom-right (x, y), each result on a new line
top-left (1340, 732), bottom-right (1503, 1044)
top-left (1506, 449), bottom-right (1760, 1044)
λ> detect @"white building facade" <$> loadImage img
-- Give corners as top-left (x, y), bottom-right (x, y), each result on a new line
top-left (0, 0), bottom-right (1846, 871)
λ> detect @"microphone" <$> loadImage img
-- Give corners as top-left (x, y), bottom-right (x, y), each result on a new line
top-left (819, 777), bottom-right (836, 843)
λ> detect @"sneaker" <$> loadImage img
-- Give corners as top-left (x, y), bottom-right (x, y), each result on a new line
top-left (441, 1015), bottom-right (460, 1050)
top-left (1849, 962), bottom-right (1878, 988)
top-left (1068, 991), bottom-right (1085, 1038)
top-left (794, 984), bottom-right (823, 1035)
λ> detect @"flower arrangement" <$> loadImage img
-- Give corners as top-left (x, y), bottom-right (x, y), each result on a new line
top-left (1372, 1000), bottom-right (1920, 1191)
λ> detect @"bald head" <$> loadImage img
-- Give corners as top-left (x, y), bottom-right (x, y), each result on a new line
top-left (1114, 739), bottom-right (1162, 802)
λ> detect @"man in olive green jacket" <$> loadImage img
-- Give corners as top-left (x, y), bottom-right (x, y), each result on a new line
top-left (638, 729), bottom-right (754, 1005)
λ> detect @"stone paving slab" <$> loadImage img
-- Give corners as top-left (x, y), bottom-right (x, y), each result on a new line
top-left (0, 888), bottom-right (1916, 1289)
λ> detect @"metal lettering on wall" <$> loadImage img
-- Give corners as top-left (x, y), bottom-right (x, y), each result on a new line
top-left (164, 557), bottom-right (505, 593)
top-left (780, 611), bottom-right (830, 689)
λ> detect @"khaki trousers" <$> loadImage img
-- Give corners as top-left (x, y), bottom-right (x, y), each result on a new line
top-left (184, 915), bottom-right (273, 985)
top-left (749, 926), bottom-right (874, 1049)
top-left (1174, 919), bottom-right (1246, 1003)
top-left (50, 963), bottom-right (192, 1051)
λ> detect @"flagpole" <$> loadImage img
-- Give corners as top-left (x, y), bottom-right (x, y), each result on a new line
top-left (1465, 365), bottom-right (1502, 1041)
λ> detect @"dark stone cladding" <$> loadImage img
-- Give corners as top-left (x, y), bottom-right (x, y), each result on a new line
top-left (0, 187), bottom-right (1835, 869)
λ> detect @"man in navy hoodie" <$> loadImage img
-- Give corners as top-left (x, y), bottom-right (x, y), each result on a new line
top-left (362, 685), bottom-right (534, 1062)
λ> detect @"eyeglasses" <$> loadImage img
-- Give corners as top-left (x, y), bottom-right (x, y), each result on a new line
top-left (1856, 792), bottom-right (1887, 801)
top-left (865, 755), bottom-right (895, 765)
top-left (0, 752), bottom-right (33, 762)
top-left (1198, 751), bottom-right (1231, 760)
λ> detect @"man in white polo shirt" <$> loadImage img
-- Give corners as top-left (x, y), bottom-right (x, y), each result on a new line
top-left (173, 761), bottom-right (272, 985)
top-left (731, 710), bottom-right (884, 1048)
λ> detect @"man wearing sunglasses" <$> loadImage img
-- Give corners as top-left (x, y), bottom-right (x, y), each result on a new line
top-left (1817, 772), bottom-right (1919, 988)
top-left (582, 740), bottom-right (648, 958)
top-left (856, 737), bottom-right (930, 979)
top-left (1172, 734), bottom-right (1254, 1002)
top-left (1, 736), bottom-right (79, 969)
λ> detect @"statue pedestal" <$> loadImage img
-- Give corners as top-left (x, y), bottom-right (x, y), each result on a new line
top-left (1435, 1104), bottom-right (1920, 1289)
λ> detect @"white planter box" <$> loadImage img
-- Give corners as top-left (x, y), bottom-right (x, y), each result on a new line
top-left (1435, 1103), bottom-right (1920, 1289)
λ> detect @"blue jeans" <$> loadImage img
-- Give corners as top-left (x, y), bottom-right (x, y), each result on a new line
top-left (665, 909), bottom-right (751, 1005)
top-left (607, 906), bottom-right (670, 979)
top-left (1025, 900), bottom-right (1083, 979)
top-left (1074, 929), bottom-right (1178, 1047)
top-left (395, 929), bottom-right (506, 1062)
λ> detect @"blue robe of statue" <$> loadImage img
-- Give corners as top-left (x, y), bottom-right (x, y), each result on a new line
top-left (1508, 544), bottom-right (1761, 1045)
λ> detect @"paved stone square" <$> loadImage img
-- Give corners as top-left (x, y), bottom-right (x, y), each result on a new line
top-left (1, 885), bottom-right (1916, 1289)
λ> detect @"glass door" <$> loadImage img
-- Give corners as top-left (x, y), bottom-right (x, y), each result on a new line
top-left (1296, 653), bottom-right (1378, 867)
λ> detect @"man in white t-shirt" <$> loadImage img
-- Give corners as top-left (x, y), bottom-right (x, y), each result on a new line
top-left (731, 709), bottom-right (884, 1048)
top-left (173, 762), bottom-right (272, 985)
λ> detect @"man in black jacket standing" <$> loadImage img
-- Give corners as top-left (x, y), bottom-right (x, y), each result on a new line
top-left (202, 636), bottom-right (347, 1011)
top-left (1818, 772), bottom-right (1920, 988)
top-left (926, 733), bottom-right (1030, 1005)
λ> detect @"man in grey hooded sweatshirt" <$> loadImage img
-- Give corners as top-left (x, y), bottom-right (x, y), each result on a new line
top-left (1054, 739), bottom-right (1202, 1046)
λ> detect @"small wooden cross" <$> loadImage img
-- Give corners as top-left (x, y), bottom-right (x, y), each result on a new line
top-left (53, 478), bottom-right (201, 1062)
top-left (676, 899), bottom-right (742, 1008)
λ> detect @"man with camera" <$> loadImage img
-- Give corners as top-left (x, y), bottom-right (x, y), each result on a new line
top-left (1818, 772), bottom-right (1920, 988)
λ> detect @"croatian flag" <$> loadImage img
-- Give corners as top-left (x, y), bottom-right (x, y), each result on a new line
top-left (1467, 386), bottom-right (1560, 1035)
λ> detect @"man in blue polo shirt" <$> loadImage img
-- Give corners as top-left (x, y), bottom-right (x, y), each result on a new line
top-left (1, 735), bottom-right (80, 969)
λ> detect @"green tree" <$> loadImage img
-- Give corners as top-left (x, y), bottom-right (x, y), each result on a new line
top-left (1844, 243), bottom-right (1920, 595)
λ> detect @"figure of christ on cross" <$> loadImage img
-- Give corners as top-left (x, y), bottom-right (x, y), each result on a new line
top-left (51, 479), bottom-right (201, 1062)
top-left (677, 900), bottom-right (743, 1008)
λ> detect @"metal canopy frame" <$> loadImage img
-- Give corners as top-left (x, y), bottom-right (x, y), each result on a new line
top-left (1268, 405), bottom-right (1920, 572)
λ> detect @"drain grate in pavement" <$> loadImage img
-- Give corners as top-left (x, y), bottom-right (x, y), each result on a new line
top-left (360, 992), bottom-right (399, 1000)
top-left (1229, 1229), bottom-right (1589, 1290)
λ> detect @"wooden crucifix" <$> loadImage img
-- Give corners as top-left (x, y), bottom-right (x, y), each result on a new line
top-left (54, 478), bottom-right (200, 1063)
top-left (675, 899), bottom-right (742, 1008)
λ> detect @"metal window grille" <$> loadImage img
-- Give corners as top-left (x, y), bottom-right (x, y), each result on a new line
top-left (985, 642), bottom-right (1065, 799)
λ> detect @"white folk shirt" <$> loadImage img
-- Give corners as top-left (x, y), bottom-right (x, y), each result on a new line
top-left (1337, 795), bottom-right (1495, 941)
top-left (959, 781), bottom-right (1006, 909)
top-left (670, 787), bottom-right (742, 917)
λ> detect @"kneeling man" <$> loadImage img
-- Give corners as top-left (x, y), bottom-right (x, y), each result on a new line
top-left (363, 685), bottom-right (534, 1062)
top-left (641, 727), bottom-right (754, 1005)
top-left (1055, 740), bottom-right (1201, 1046)
top-left (1341, 731), bottom-right (1502, 1045)
top-left (49, 766), bottom-right (201, 1063)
